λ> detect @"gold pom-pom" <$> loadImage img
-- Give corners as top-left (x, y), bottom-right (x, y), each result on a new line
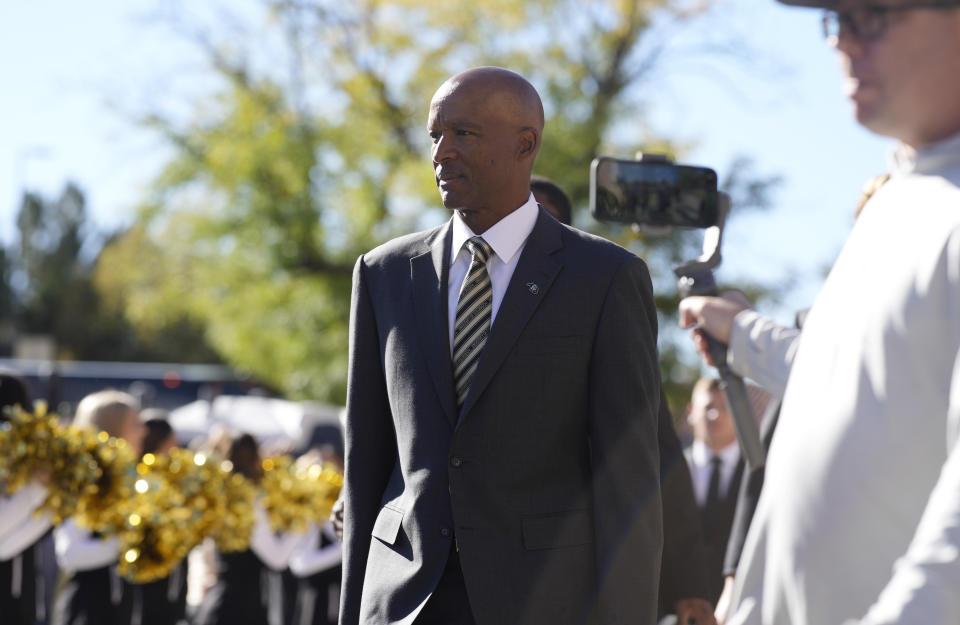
top-left (116, 448), bottom-right (257, 581)
top-left (0, 407), bottom-right (110, 525)
top-left (164, 449), bottom-right (254, 553)
top-left (260, 455), bottom-right (343, 533)
top-left (208, 466), bottom-right (256, 552)
top-left (0, 407), bottom-right (268, 579)
top-left (114, 469), bottom-right (191, 583)
top-left (74, 434), bottom-right (138, 533)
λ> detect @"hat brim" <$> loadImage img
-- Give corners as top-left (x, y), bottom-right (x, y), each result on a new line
top-left (777, 0), bottom-right (960, 7)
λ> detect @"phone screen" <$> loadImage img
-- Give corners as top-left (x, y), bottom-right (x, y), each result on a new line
top-left (590, 157), bottom-right (718, 228)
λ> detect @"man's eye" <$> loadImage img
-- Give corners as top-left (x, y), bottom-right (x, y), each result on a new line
top-left (456, 129), bottom-right (473, 136)
top-left (429, 132), bottom-right (440, 142)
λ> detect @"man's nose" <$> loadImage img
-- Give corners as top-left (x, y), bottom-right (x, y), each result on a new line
top-left (432, 133), bottom-right (456, 163)
top-left (832, 25), bottom-right (866, 58)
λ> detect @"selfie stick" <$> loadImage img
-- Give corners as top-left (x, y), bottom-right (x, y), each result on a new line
top-left (672, 190), bottom-right (766, 468)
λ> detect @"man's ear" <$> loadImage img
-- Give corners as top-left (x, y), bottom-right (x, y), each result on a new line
top-left (517, 127), bottom-right (539, 162)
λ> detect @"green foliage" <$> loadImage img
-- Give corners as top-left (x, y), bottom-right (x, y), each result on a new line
top-left (5, 185), bottom-right (218, 363)
top-left (97, 0), bottom-right (778, 411)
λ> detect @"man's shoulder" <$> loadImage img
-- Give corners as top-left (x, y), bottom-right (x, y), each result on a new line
top-left (555, 225), bottom-right (651, 287)
top-left (559, 224), bottom-right (639, 267)
top-left (360, 222), bottom-right (447, 269)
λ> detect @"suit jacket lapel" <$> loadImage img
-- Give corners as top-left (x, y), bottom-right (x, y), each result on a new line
top-left (458, 209), bottom-right (563, 422)
top-left (412, 221), bottom-right (458, 428)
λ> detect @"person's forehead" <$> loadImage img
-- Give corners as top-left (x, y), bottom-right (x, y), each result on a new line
top-left (432, 81), bottom-right (500, 108)
top-left (428, 87), bottom-right (506, 125)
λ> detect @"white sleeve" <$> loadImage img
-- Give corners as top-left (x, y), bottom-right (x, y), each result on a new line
top-left (288, 523), bottom-right (342, 577)
top-left (54, 519), bottom-right (119, 572)
top-left (0, 509), bottom-right (51, 560)
top-left (249, 503), bottom-right (305, 571)
top-left (853, 348), bottom-right (960, 625)
top-left (726, 310), bottom-right (801, 399)
top-left (186, 538), bottom-right (218, 608)
top-left (0, 482), bottom-right (48, 540)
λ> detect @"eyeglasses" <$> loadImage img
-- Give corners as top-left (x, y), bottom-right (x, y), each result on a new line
top-left (822, 4), bottom-right (955, 42)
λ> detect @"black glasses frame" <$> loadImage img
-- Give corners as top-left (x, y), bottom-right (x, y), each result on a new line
top-left (822, 4), bottom-right (956, 42)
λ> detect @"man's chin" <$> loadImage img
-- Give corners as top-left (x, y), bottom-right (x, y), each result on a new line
top-left (851, 102), bottom-right (896, 139)
top-left (846, 86), bottom-right (884, 129)
top-left (439, 193), bottom-right (464, 210)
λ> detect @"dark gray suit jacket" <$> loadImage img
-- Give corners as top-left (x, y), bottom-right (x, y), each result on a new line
top-left (682, 446), bottom-right (745, 603)
top-left (340, 208), bottom-right (662, 625)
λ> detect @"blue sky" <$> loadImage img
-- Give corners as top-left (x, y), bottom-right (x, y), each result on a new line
top-left (0, 0), bottom-right (893, 325)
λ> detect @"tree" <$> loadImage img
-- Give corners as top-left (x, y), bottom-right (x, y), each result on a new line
top-left (8, 184), bottom-right (218, 363)
top-left (97, 0), bottom-right (778, 409)
top-left (0, 248), bottom-right (16, 353)
top-left (15, 184), bottom-right (87, 337)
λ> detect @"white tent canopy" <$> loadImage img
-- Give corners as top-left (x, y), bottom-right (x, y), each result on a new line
top-left (169, 395), bottom-right (343, 449)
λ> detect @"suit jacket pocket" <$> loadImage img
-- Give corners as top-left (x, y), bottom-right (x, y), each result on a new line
top-left (522, 509), bottom-right (594, 550)
top-left (371, 505), bottom-right (404, 546)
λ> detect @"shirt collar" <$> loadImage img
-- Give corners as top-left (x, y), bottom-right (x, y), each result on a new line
top-left (691, 438), bottom-right (740, 467)
top-left (890, 128), bottom-right (960, 176)
top-left (450, 193), bottom-right (539, 266)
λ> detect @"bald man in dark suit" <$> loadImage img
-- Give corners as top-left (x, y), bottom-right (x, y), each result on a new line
top-left (340, 67), bottom-right (662, 625)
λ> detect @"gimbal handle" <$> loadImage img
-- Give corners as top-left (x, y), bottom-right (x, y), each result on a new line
top-left (675, 193), bottom-right (766, 468)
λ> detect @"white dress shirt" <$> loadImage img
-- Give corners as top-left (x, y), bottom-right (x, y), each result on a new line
top-left (447, 194), bottom-right (539, 355)
top-left (728, 130), bottom-right (960, 625)
top-left (688, 439), bottom-right (741, 507)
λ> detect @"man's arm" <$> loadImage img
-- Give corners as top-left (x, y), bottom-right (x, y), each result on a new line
top-left (679, 295), bottom-right (799, 399)
top-left (725, 312), bottom-right (799, 400)
top-left (851, 348), bottom-right (960, 625)
top-left (588, 256), bottom-right (662, 625)
top-left (340, 256), bottom-right (398, 625)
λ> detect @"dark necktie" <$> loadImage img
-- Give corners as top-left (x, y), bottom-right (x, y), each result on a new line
top-left (703, 455), bottom-right (724, 536)
top-left (453, 237), bottom-right (493, 407)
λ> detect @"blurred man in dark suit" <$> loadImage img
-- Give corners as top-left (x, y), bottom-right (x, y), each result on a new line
top-left (683, 378), bottom-right (744, 606)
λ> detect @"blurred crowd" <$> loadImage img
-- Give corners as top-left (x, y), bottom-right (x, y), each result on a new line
top-left (0, 369), bottom-right (344, 625)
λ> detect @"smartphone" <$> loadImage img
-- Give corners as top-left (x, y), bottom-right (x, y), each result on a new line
top-left (589, 157), bottom-right (719, 228)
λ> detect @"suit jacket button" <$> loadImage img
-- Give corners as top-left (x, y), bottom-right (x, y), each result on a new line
top-left (450, 456), bottom-right (462, 467)
top-left (440, 527), bottom-right (451, 537)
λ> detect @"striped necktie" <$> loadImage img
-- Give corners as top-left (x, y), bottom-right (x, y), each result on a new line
top-left (453, 236), bottom-right (494, 407)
